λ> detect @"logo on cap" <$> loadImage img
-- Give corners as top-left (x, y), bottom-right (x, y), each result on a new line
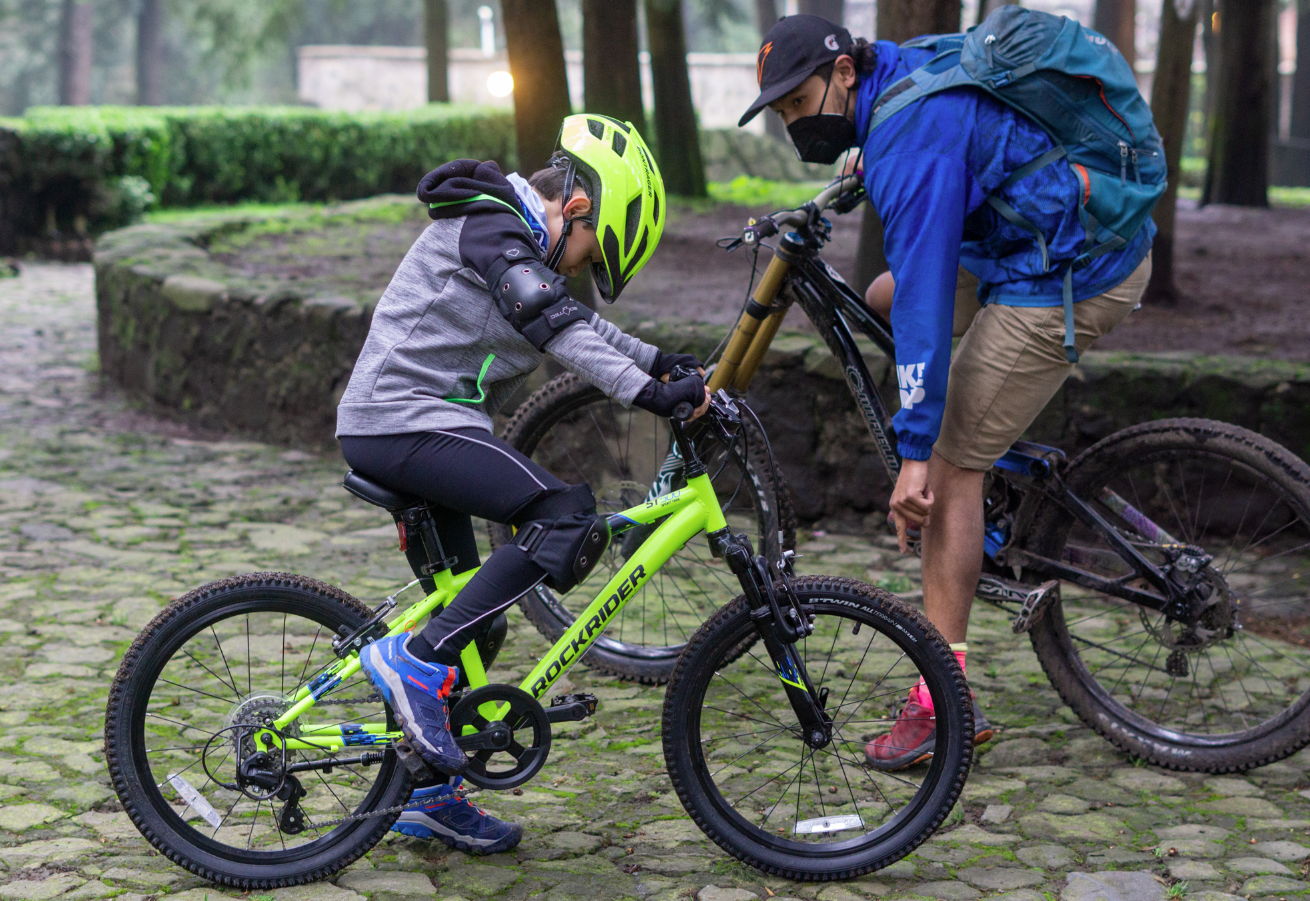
top-left (825, 34), bottom-right (839, 51)
top-left (757, 41), bottom-right (773, 85)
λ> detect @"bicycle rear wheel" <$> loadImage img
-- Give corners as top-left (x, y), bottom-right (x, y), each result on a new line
top-left (105, 573), bottom-right (411, 889)
top-left (1025, 419), bottom-right (1310, 771)
top-left (494, 372), bottom-right (795, 683)
top-left (663, 576), bottom-right (972, 879)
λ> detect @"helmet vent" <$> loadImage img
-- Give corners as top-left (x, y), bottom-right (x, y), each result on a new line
top-left (624, 197), bottom-right (642, 249)
top-left (611, 131), bottom-right (627, 157)
top-left (587, 118), bottom-right (606, 140)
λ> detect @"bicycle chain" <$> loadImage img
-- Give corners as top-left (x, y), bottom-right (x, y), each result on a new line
top-left (290, 693), bottom-right (464, 832)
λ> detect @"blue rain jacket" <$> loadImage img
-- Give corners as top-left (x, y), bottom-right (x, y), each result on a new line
top-left (852, 41), bottom-right (1154, 462)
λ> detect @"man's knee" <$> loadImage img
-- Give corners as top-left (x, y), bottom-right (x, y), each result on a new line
top-left (928, 451), bottom-right (988, 494)
top-left (865, 271), bottom-right (894, 319)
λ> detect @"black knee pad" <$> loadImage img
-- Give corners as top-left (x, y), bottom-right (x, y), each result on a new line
top-left (512, 485), bottom-right (611, 593)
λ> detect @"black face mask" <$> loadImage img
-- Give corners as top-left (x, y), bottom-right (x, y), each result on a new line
top-left (787, 72), bottom-right (857, 165)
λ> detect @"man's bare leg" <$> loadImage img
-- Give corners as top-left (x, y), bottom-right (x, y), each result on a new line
top-left (919, 451), bottom-right (986, 644)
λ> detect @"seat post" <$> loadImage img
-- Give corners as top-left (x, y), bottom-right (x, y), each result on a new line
top-left (396, 505), bottom-right (456, 588)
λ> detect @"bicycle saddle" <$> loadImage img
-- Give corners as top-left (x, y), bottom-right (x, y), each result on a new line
top-left (342, 470), bottom-right (424, 511)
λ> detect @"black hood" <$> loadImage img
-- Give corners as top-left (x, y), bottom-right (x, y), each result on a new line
top-left (418, 159), bottom-right (523, 220)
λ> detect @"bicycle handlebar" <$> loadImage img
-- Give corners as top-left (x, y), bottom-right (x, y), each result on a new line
top-left (772, 173), bottom-right (864, 227)
top-left (733, 174), bottom-right (864, 249)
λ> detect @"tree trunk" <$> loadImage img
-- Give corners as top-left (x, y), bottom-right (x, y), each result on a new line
top-left (875, 0), bottom-right (959, 41)
top-left (501, 0), bottom-right (573, 173)
top-left (1144, 0), bottom-right (1202, 305)
top-left (425, 0), bottom-right (449, 103)
top-left (1094, 0), bottom-right (1137, 72)
top-left (854, 0), bottom-right (960, 293)
top-left (645, 0), bottom-right (707, 197)
top-left (136, 0), bottom-right (163, 106)
top-left (977, 0), bottom-right (1017, 27)
top-left (798, 0), bottom-right (843, 24)
top-left (59, 0), bottom-right (93, 106)
top-left (753, 0), bottom-right (789, 142)
top-left (1202, 0), bottom-right (1275, 206)
top-left (1292, 0), bottom-right (1310, 139)
top-left (583, 0), bottom-right (647, 135)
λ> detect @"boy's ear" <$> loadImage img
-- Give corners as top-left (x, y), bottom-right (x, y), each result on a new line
top-left (563, 193), bottom-right (592, 220)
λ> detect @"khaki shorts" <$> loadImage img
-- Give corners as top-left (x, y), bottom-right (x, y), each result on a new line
top-left (933, 254), bottom-right (1152, 471)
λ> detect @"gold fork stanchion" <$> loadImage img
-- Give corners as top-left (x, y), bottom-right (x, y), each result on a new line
top-left (707, 254), bottom-right (791, 394)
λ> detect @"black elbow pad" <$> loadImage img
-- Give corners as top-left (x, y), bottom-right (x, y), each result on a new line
top-left (487, 252), bottom-right (591, 351)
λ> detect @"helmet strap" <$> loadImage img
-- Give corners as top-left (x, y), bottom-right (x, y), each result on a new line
top-left (546, 161), bottom-right (593, 271)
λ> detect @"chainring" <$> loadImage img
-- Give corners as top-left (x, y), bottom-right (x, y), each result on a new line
top-left (449, 684), bottom-right (552, 791)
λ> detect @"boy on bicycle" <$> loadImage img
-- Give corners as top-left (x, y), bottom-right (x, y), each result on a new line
top-left (739, 16), bottom-right (1153, 769)
top-left (337, 114), bottom-right (708, 851)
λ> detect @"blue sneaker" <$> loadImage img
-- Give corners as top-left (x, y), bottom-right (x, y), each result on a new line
top-left (392, 781), bottom-right (523, 855)
top-left (359, 634), bottom-right (466, 776)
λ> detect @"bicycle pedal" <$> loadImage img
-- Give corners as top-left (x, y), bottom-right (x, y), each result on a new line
top-left (394, 740), bottom-right (436, 780)
top-left (546, 693), bottom-right (599, 723)
top-left (1011, 580), bottom-right (1060, 634)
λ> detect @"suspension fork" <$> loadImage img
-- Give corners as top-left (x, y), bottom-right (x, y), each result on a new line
top-left (721, 536), bottom-right (831, 748)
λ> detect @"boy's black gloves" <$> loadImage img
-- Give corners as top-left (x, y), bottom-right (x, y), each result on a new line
top-left (632, 375), bottom-right (706, 418)
top-left (651, 351), bottom-right (704, 379)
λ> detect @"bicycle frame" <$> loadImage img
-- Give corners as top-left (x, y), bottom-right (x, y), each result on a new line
top-left (703, 181), bottom-right (1196, 618)
top-left (265, 470), bottom-right (729, 753)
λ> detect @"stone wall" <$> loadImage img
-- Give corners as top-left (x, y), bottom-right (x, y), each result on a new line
top-left (95, 213), bottom-right (1310, 528)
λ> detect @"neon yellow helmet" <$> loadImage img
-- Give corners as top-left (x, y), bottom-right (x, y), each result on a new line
top-left (548, 114), bottom-right (666, 301)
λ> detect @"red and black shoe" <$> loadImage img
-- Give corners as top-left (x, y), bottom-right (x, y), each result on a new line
top-left (864, 698), bottom-right (936, 771)
top-left (865, 695), bottom-right (995, 772)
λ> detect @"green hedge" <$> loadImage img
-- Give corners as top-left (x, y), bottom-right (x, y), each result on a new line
top-left (0, 104), bottom-right (516, 252)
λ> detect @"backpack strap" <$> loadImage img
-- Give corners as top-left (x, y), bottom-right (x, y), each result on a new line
top-left (983, 145), bottom-right (1069, 274)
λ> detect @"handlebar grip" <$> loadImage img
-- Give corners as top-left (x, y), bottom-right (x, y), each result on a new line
top-left (671, 401), bottom-right (694, 422)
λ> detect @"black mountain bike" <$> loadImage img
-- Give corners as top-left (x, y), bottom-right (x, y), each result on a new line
top-left (506, 175), bottom-right (1310, 774)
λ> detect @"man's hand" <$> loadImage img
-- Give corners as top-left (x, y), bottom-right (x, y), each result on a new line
top-left (890, 459), bottom-right (933, 553)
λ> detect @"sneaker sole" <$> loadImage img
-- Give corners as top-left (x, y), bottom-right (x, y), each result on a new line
top-left (864, 748), bottom-right (934, 771)
top-left (394, 713), bottom-right (467, 777)
top-left (391, 821), bottom-right (521, 855)
top-left (974, 727), bottom-right (995, 745)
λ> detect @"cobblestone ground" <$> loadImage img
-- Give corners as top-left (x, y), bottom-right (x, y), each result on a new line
top-left (2, 262), bottom-right (1310, 901)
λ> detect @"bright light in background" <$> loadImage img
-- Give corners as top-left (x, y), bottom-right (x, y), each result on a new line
top-left (487, 71), bottom-right (514, 98)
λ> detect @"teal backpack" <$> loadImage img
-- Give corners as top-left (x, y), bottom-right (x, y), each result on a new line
top-left (870, 5), bottom-right (1166, 361)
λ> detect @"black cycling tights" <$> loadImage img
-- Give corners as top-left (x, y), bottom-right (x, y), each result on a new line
top-left (340, 428), bottom-right (567, 668)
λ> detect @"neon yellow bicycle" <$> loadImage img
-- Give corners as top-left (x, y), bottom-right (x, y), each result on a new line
top-left (105, 392), bottom-right (972, 886)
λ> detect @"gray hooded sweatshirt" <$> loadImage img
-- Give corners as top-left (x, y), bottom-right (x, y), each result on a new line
top-left (336, 160), bottom-right (658, 437)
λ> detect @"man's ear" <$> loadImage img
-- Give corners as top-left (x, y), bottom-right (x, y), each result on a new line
top-left (835, 54), bottom-right (857, 89)
top-left (563, 192), bottom-right (592, 220)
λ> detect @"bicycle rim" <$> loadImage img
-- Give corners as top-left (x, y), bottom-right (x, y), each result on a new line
top-left (124, 596), bottom-right (403, 861)
top-left (665, 580), bottom-right (972, 876)
top-left (1037, 434), bottom-right (1310, 749)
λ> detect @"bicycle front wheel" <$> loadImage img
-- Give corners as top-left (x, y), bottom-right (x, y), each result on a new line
top-left (494, 372), bottom-right (796, 683)
top-left (105, 573), bottom-right (411, 889)
top-left (1025, 419), bottom-right (1310, 771)
top-left (663, 576), bottom-right (972, 880)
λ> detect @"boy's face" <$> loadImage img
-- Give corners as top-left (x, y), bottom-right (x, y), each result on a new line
top-left (767, 55), bottom-right (858, 128)
top-left (543, 187), bottom-right (604, 279)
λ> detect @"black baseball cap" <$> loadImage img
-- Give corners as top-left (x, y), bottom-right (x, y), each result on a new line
top-left (739, 15), bottom-right (853, 127)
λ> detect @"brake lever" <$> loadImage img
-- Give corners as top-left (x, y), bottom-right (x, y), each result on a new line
top-left (716, 236), bottom-right (744, 252)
